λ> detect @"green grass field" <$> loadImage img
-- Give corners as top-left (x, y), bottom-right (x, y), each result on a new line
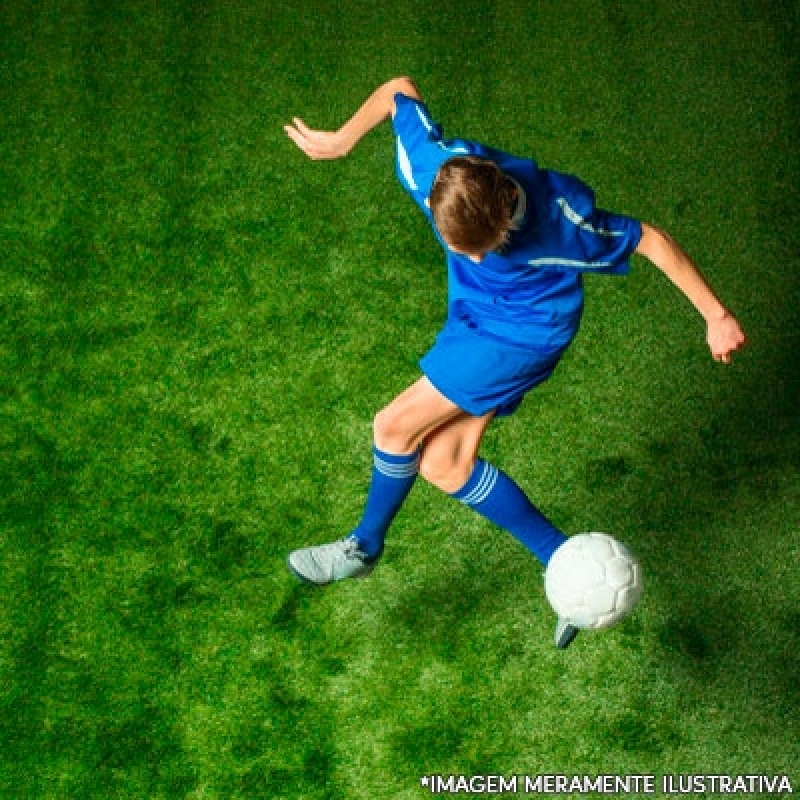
top-left (1, 0), bottom-right (798, 797)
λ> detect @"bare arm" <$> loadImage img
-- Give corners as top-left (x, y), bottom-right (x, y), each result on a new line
top-left (635, 222), bottom-right (747, 363)
top-left (284, 77), bottom-right (421, 160)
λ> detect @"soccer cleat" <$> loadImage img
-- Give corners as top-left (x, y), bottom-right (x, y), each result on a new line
top-left (287, 537), bottom-right (377, 585)
top-left (555, 617), bottom-right (580, 649)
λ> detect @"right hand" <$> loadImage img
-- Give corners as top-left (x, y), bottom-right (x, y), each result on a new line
top-left (283, 118), bottom-right (350, 160)
top-left (706, 311), bottom-right (747, 364)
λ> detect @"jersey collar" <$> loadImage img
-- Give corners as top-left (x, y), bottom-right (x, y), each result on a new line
top-left (508, 176), bottom-right (528, 229)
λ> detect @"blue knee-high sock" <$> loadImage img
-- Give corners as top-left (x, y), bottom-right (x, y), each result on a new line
top-left (350, 446), bottom-right (420, 560)
top-left (451, 459), bottom-right (567, 565)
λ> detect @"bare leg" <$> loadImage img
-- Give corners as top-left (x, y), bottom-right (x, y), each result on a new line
top-left (418, 409), bottom-right (567, 566)
top-left (418, 410), bottom-right (495, 492)
top-left (287, 377), bottom-right (471, 582)
top-left (372, 377), bottom-right (466, 454)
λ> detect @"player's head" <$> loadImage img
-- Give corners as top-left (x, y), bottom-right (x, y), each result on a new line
top-left (430, 156), bottom-right (517, 260)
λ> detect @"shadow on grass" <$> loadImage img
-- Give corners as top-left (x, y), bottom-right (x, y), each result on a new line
top-left (621, 336), bottom-right (800, 736)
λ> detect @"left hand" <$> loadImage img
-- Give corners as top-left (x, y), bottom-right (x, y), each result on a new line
top-left (284, 118), bottom-right (351, 160)
top-left (707, 311), bottom-right (747, 363)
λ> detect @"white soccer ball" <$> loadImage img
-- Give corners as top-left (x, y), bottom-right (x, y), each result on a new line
top-left (545, 533), bottom-right (643, 630)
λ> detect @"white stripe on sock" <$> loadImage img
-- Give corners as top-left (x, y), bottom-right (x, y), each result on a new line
top-left (373, 453), bottom-right (420, 479)
top-left (461, 463), bottom-right (498, 506)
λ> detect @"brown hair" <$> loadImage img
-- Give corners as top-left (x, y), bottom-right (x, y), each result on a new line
top-left (429, 156), bottom-right (517, 255)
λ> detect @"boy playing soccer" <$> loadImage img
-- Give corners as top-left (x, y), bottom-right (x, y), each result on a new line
top-left (283, 77), bottom-right (746, 648)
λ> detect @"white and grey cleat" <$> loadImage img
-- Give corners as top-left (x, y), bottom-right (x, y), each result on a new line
top-left (554, 617), bottom-right (580, 649)
top-left (287, 537), bottom-right (377, 585)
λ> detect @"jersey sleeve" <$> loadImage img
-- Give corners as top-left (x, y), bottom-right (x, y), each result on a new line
top-left (532, 170), bottom-right (642, 275)
top-left (391, 93), bottom-right (449, 216)
top-left (567, 204), bottom-right (642, 275)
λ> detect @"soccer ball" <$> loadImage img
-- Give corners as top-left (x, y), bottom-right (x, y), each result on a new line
top-left (544, 533), bottom-right (643, 630)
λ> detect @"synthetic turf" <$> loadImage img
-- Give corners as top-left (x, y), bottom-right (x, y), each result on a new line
top-left (1, 0), bottom-right (798, 796)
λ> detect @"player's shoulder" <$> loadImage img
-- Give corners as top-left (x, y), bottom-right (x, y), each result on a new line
top-left (392, 94), bottom-right (485, 155)
top-left (392, 93), bottom-right (441, 139)
top-left (488, 148), bottom-right (540, 183)
top-left (541, 167), bottom-right (596, 215)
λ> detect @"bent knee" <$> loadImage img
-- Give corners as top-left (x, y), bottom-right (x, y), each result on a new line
top-left (373, 406), bottom-right (418, 453)
top-left (418, 448), bottom-right (474, 493)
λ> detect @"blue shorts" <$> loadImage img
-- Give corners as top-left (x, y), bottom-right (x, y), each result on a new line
top-left (419, 322), bottom-right (570, 417)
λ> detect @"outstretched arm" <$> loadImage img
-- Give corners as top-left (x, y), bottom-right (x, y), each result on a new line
top-left (284, 76), bottom-right (421, 160)
top-left (635, 223), bottom-right (747, 363)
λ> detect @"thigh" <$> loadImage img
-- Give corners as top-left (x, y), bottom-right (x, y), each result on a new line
top-left (374, 376), bottom-right (466, 453)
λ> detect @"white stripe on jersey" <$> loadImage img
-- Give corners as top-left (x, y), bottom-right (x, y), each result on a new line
top-left (527, 257), bottom-right (614, 270)
top-left (396, 136), bottom-right (418, 190)
top-left (415, 104), bottom-right (434, 132)
top-left (557, 197), bottom-right (626, 237)
top-left (437, 141), bottom-right (470, 154)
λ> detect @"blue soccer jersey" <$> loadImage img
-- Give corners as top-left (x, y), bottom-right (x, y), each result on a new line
top-left (392, 93), bottom-right (643, 353)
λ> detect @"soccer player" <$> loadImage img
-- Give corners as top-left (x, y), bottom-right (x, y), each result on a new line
top-left (283, 77), bottom-right (746, 648)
